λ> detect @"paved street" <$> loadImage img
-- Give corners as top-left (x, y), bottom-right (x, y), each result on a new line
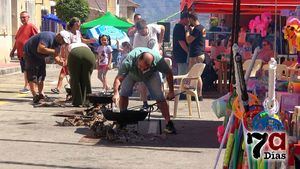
top-left (0, 66), bottom-right (224, 169)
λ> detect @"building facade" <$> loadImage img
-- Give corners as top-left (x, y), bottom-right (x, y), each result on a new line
top-left (0, 0), bottom-right (51, 63)
top-left (0, 0), bottom-right (139, 63)
top-left (87, 0), bottom-right (139, 23)
top-left (119, 0), bottom-right (139, 23)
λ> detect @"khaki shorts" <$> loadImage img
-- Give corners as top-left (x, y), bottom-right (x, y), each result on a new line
top-left (189, 54), bottom-right (205, 69)
top-left (197, 54), bottom-right (205, 63)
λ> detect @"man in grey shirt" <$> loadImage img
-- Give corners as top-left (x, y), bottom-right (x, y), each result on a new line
top-left (112, 47), bottom-right (176, 134)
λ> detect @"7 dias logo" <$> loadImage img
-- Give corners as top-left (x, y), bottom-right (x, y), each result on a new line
top-left (247, 132), bottom-right (287, 160)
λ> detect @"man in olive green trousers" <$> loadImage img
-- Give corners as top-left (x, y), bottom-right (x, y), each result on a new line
top-left (67, 45), bottom-right (95, 107)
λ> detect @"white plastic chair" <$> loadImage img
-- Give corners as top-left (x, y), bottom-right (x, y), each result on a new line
top-left (262, 64), bottom-right (288, 80)
top-left (243, 59), bottom-right (263, 78)
top-left (171, 63), bottom-right (206, 118)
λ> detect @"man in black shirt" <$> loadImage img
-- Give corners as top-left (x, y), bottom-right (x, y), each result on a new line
top-left (172, 12), bottom-right (189, 75)
top-left (185, 13), bottom-right (206, 101)
top-left (186, 13), bottom-right (206, 68)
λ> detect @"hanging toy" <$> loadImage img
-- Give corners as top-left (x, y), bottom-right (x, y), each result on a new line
top-left (243, 105), bottom-right (264, 130)
top-left (248, 12), bottom-right (272, 37)
top-left (252, 111), bottom-right (284, 131)
top-left (283, 16), bottom-right (300, 63)
top-left (263, 58), bottom-right (280, 115)
top-left (233, 93), bottom-right (260, 119)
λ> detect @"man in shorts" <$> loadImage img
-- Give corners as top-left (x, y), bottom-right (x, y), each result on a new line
top-left (173, 11), bottom-right (189, 75)
top-left (112, 47), bottom-right (176, 134)
top-left (133, 19), bottom-right (165, 109)
top-left (185, 13), bottom-right (206, 101)
top-left (10, 11), bottom-right (38, 94)
top-left (23, 30), bottom-right (71, 104)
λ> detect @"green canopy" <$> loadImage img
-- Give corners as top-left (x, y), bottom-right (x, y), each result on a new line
top-left (81, 12), bottom-right (133, 34)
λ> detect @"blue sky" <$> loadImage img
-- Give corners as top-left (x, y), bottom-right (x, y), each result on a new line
top-left (134, 0), bottom-right (180, 23)
top-left (134, 0), bottom-right (210, 28)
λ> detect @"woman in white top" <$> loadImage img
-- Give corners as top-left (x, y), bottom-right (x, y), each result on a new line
top-left (68, 17), bottom-right (96, 44)
top-left (51, 17), bottom-right (96, 94)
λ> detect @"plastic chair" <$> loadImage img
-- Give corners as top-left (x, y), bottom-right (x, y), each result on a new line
top-left (243, 59), bottom-right (263, 78)
top-left (171, 63), bottom-right (206, 118)
top-left (262, 64), bottom-right (288, 80)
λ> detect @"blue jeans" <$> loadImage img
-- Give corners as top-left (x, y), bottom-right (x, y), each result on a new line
top-left (120, 72), bottom-right (165, 101)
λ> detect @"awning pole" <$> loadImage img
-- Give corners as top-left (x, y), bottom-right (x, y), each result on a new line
top-left (274, 0), bottom-right (278, 60)
top-left (280, 15), bottom-right (283, 55)
top-left (228, 0), bottom-right (238, 91)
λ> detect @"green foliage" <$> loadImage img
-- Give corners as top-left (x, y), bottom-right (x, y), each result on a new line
top-left (55, 0), bottom-right (89, 22)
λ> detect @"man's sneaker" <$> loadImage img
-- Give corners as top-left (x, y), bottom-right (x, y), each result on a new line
top-left (38, 94), bottom-right (50, 102)
top-left (33, 95), bottom-right (40, 104)
top-left (198, 96), bottom-right (203, 101)
top-left (51, 88), bottom-right (60, 94)
top-left (19, 88), bottom-right (30, 94)
top-left (164, 121), bottom-right (177, 134)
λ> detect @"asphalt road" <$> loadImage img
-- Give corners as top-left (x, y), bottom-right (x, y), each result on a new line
top-left (0, 66), bottom-right (224, 169)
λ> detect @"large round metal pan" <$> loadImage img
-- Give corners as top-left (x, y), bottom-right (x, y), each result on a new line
top-left (102, 109), bottom-right (148, 124)
top-left (65, 86), bottom-right (71, 95)
top-left (87, 92), bottom-right (113, 104)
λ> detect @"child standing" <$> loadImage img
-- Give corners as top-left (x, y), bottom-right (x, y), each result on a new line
top-left (51, 44), bottom-right (69, 94)
top-left (116, 40), bottom-right (132, 67)
top-left (97, 35), bottom-right (113, 91)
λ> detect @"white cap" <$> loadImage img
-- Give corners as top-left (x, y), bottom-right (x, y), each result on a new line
top-left (59, 30), bottom-right (71, 44)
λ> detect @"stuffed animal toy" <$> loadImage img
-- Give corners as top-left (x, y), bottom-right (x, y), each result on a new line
top-left (283, 16), bottom-right (300, 53)
top-left (249, 19), bottom-right (256, 33)
top-left (260, 12), bottom-right (272, 37)
top-left (248, 12), bottom-right (272, 37)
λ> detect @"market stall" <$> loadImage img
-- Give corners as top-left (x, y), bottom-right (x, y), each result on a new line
top-left (181, 0), bottom-right (300, 168)
top-left (80, 12), bottom-right (133, 34)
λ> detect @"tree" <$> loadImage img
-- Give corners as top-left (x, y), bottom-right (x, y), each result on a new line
top-left (55, 0), bottom-right (89, 23)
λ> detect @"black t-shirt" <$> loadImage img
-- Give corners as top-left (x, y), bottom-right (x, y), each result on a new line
top-left (189, 24), bottom-right (205, 57)
top-left (24, 31), bottom-right (60, 67)
top-left (172, 23), bottom-right (188, 63)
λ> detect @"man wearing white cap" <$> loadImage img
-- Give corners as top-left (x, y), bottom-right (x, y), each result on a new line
top-left (23, 30), bottom-right (71, 104)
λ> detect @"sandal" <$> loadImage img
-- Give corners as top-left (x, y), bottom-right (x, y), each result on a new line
top-left (51, 88), bottom-right (60, 94)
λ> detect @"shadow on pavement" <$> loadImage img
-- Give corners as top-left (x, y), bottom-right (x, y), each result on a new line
top-left (203, 90), bottom-right (226, 99)
top-left (99, 120), bottom-right (222, 149)
top-left (0, 119), bottom-right (221, 150)
top-left (0, 98), bottom-right (29, 103)
top-left (72, 119), bottom-right (222, 149)
top-left (0, 160), bottom-right (98, 169)
top-left (75, 127), bottom-right (94, 136)
top-left (0, 90), bottom-right (18, 94)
